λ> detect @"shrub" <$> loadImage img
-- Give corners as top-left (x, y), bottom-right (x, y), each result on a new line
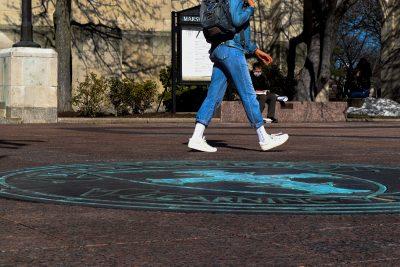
top-left (109, 77), bottom-right (130, 116)
top-left (162, 86), bottom-right (208, 112)
top-left (73, 74), bottom-right (158, 117)
top-left (159, 66), bottom-right (172, 92)
top-left (72, 73), bottom-right (109, 117)
top-left (158, 66), bottom-right (208, 112)
top-left (125, 79), bottom-right (158, 114)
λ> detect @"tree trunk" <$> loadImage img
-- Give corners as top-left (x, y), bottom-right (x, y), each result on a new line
top-left (380, 0), bottom-right (400, 102)
top-left (296, 0), bottom-right (356, 102)
top-left (295, 0), bottom-right (320, 101)
top-left (296, 33), bottom-right (321, 101)
top-left (55, 0), bottom-right (72, 113)
top-left (287, 33), bottom-right (304, 81)
top-left (315, 9), bottom-right (337, 102)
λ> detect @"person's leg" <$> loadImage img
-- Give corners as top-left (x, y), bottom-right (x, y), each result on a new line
top-left (189, 64), bottom-right (227, 152)
top-left (195, 64), bottom-right (228, 127)
top-left (257, 94), bottom-right (267, 114)
top-left (265, 93), bottom-right (277, 119)
top-left (219, 47), bottom-right (289, 150)
top-left (220, 48), bottom-right (264, 129)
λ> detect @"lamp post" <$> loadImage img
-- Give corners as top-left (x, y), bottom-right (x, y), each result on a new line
top-left (13, 0), bottom-right (41, 48)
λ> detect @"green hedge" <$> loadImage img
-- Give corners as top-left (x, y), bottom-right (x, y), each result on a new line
top-left (73, 73), bottom-right (158, 117)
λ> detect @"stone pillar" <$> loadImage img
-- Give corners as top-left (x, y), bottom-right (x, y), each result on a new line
top-left (380, 0), bottom-right (400, 102)
top-left (0, 48), bottom-right (58, 123)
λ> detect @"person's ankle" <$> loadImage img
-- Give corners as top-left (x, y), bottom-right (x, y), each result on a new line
top-left (192, 123), bottom-right (206, 140)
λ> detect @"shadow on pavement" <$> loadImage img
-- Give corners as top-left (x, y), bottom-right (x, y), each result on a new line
top-left (0, 140), bottom-right (45, 150)
top-left (61, 127), bottom-right (399, 140)
top-left (184, 140), bottom-right (284, 153)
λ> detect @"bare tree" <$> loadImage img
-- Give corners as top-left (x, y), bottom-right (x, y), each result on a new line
top-left (333, 0), bottom-right (382, 91)
top-left (54, 0), bottom-right (72, 113)
top-left (253, 0), bottom-right (303, 69)
top-left (287, 0), bottom-right (358, 101)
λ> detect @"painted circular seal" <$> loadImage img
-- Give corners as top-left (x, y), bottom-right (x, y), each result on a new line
top-left (0, 161), bottom-right (399, 214)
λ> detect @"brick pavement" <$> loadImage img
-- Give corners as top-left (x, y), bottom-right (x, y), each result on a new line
top-left (0, 122), bottom-right (399, 265)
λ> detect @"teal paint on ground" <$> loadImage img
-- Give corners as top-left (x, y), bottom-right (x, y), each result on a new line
top-left (0, 161), bottom-right (398, 214)
top-left (147, 171), bottom-right (372, 195)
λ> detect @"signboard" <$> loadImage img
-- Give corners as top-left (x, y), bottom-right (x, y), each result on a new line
top-left (180, 15), bottom-right (201, 23)
top-left (171, 6), bottom-right (212, 112)
top-left (181, 29), bottom-right (213, 81)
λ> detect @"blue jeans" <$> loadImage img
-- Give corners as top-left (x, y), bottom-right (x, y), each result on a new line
top-left (196, 45), bottom-right (264, 128)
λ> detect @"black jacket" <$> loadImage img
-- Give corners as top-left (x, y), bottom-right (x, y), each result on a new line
top-left (250, 72), bottom-right (268, 91)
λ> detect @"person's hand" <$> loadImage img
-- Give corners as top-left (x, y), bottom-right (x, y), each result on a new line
top-left (255, 49), bottom-right (273, 65)
top-left (247, 0), bottom-right (255, 7)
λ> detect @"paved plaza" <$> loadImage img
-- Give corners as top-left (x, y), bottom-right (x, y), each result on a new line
top-left (1, 122), bottom-right (400, 265)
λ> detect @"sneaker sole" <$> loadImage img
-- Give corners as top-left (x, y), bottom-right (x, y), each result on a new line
top-left (260, 135), bottom-right (289, 151)
top-left (188, 143), bottom-right (217, 153)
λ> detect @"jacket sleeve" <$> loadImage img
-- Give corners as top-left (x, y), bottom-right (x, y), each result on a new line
top-left (229, 0), bottom-right (254, 27)
top-left (246, 36), bottom-right (258, 54)
top-left (244, 23), bottom-right (258, 54)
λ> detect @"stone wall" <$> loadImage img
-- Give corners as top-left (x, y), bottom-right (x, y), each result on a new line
top-left (221, 101), bottom-right (348, 123)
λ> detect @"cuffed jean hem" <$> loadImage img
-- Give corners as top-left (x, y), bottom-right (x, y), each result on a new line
top-left (253, 121), bottom-right (265, 129)
top-left (195, 119), bottom-right (209, 127)
top-left (197, 119), bottom-right (263, 129)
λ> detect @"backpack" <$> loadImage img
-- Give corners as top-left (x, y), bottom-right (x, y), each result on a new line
top-left (200, 0), bottom-right (236, 44)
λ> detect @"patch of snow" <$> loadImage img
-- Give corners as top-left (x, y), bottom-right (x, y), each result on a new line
top-left (347, 97), bottom-right (400, 117)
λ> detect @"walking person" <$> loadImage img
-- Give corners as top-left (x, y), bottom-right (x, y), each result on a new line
top-left (250, 62), bottom-right (279, 123)
top-left (188, 0), bottom-right (289, 152)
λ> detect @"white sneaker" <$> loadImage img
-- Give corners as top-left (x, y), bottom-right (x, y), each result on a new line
top-left (260, 133), bottom-right (289, 151)
top-left (277, 96), bottom-right (288, 102)
top-left (188, 137), bottom-right (217, 153)
top-left (263, 118), bottom-right (272, 124)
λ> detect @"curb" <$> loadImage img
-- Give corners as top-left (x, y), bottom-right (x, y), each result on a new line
top-left (57, 117), bottom-right (221, 124)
